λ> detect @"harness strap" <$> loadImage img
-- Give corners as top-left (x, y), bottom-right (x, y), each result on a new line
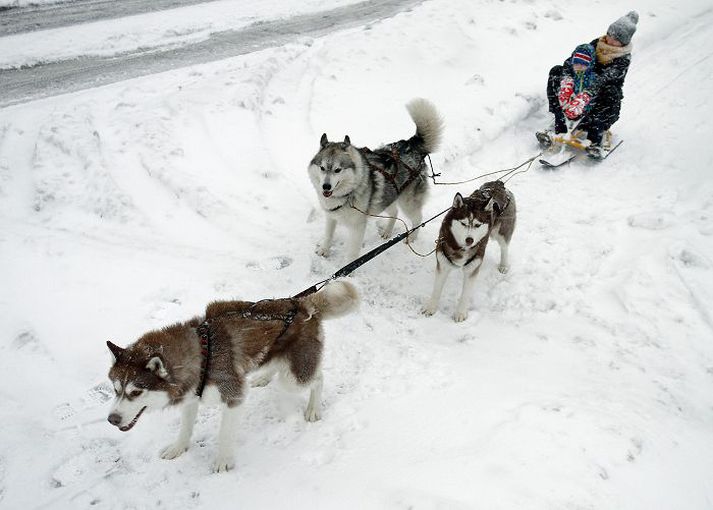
top-left (358, 147), bottom-right (422, 196)
top-left (195, 321), bottom-right (213, 398)
top-left (194, 299), bottom-right (299, 397)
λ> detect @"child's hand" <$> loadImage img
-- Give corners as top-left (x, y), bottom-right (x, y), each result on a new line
top-left (563, 92), bottom-right (592, 120)
top-left (557, 77), bottom-right (575, 107)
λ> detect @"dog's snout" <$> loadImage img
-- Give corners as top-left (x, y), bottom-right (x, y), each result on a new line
top-left (322, 183), bottom-right (332, 191)
top-left (108, 413), bottom-right (122, 427)
top-left (465, 237), bottom-right (474, 246)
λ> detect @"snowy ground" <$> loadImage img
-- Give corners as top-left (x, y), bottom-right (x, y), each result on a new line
top-left (1, 0), bottom-right (713, 509)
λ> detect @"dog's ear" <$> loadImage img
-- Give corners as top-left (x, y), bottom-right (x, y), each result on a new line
top-left (452, 193), bottom-right (464, 209)
top-left (320, 133), bottom-right (329, 148)
top-left (107, 341), bottom-right (125, 364)
top-left (146, 356), bottom-right (169, 379)
top-left (343, 135), bottom-right (351, 146)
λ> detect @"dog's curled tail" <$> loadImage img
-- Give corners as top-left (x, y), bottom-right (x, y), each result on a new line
top-left (406, 98), bottom-right (444, 154)
top-left (304, 281), bottom-right (359, 320)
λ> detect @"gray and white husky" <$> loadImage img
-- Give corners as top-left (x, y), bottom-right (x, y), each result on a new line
top-left (308, 98), bottom-right (444, 262)
top-left (422, 181), bottom-right (516, 322)
top-left (106, 281), bottom-right (358, 472)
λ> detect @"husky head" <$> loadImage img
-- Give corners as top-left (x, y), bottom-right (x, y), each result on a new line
top-left (308, 134), bottom-right (363, 200)
top-left (447, 192), bottom-right (492, 248)
top-left (106, 340), bottom-right (172, 432)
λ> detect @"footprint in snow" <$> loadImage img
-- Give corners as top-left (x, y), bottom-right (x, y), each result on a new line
top-left (627, 211), bottom-right (674, 230)
top-left (246, 256), bottom-right (292, 271)
top-left (52, 381), bottom-right (114, 424)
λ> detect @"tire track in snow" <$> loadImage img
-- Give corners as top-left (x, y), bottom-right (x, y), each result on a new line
top-left (0, 0), bottom-right (423, 107)
top-left (0, 0), bottom-right (217, 36)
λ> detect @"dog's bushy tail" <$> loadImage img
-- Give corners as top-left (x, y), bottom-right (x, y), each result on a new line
top-left (406, 98), bottom-right (444, 154)
top-left (303, 281), bottom-right (359, 320)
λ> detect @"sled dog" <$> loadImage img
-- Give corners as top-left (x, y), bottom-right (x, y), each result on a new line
top-left (106, 281), bottom-right (358, 472)
top-left (422, 181), bottom-right (516, 322)
top-left (308, 98), bottom-right (444, 262)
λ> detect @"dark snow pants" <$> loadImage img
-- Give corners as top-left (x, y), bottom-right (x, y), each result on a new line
top-left (547, 65), bottom-right (622, 144)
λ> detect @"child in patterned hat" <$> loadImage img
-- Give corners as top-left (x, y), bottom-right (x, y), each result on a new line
top-left (558, 44), bottom-right (597, 122)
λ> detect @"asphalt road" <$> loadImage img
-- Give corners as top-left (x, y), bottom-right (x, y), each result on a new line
top-left (0, 0), bottom-right (422, 107)
top-left (0, 0), bottom-right (218, 36)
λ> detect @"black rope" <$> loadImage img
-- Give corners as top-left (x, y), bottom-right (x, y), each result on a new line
top-left (293, 206), bottom-right (451, 299)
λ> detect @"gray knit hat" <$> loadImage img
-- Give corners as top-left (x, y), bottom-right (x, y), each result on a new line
top-left (607, 11), bottom-right (639, 45)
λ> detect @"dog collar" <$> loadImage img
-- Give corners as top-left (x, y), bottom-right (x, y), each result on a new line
top-left (324, 194), bottom-right (350, 212)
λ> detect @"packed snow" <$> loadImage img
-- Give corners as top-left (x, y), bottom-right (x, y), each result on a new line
top-left (1, 0), bottom-right (713, 509)
top-left (0, 0), bottom-right (363, 69)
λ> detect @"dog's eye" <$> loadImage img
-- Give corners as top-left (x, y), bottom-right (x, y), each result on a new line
top-left (334, 168), bottom-right (341, 174)
top-left (320, 166), bottom-right (326, 172)
top-left (459, 220), bottom-right (468, 227)
top-left (129, 389), bottom-right (143, 398)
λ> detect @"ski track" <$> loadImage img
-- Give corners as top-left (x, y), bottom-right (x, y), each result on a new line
top-left (1, 0), bottom-right (713, 509)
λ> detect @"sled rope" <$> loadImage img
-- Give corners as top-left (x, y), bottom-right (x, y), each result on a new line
top-left (426, 152), bottom-right (542, 186)
top-left (293, 206), bottom-right (451, 299)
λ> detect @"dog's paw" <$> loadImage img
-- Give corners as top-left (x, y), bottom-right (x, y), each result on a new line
top-left (160, 442), bottom-right (189, 460)
top-left (304, 404), bottom-right (322, 422)
top-left (403, 232), bottom-right (419, 244)
top-left (250, 374), bottom-right (273, 388)
top-left (212, 455), bottom-right (235, 473)
top-left (498, 264), bottom-right (510, 274)
top-left (315, 244), bottom-right (330, 257)
top-left (421, 304), bottom-right (437, 316)
top-left (378, 225), bottom-right (393, 239)
top-left (453, 310), bottom-right (469, 322)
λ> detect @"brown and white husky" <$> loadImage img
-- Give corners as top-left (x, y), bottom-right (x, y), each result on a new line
top-left (106, 281), bottom-right (358, 472)
top-left (422, 180), bottom-right (516, 322)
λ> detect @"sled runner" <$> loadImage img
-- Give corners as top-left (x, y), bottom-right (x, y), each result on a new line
top-left (538, 129), bottom-right (623, 168)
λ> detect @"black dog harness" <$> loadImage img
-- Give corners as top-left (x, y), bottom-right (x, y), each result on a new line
top-left (194, 300), bottom-right (298, 398)
top-left (358, 145), bottom-right (423, 196)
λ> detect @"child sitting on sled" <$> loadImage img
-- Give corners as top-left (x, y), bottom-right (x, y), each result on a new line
top-left (537, 11), bottom-right (639, 159)
top-left (536, 43), bottom-right (597, 146)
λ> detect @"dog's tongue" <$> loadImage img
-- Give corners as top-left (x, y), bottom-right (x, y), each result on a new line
top-left (322, 190), bottom-right (333, 198)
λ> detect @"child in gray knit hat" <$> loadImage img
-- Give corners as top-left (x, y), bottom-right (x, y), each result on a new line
top-left (537, 11), bottom-right (639, 159)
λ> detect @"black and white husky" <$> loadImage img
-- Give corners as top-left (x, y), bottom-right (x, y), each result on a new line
top-left (308, 98), bottom-right (444, 262)
top-left (422, 181), bottom-right (516, 322)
